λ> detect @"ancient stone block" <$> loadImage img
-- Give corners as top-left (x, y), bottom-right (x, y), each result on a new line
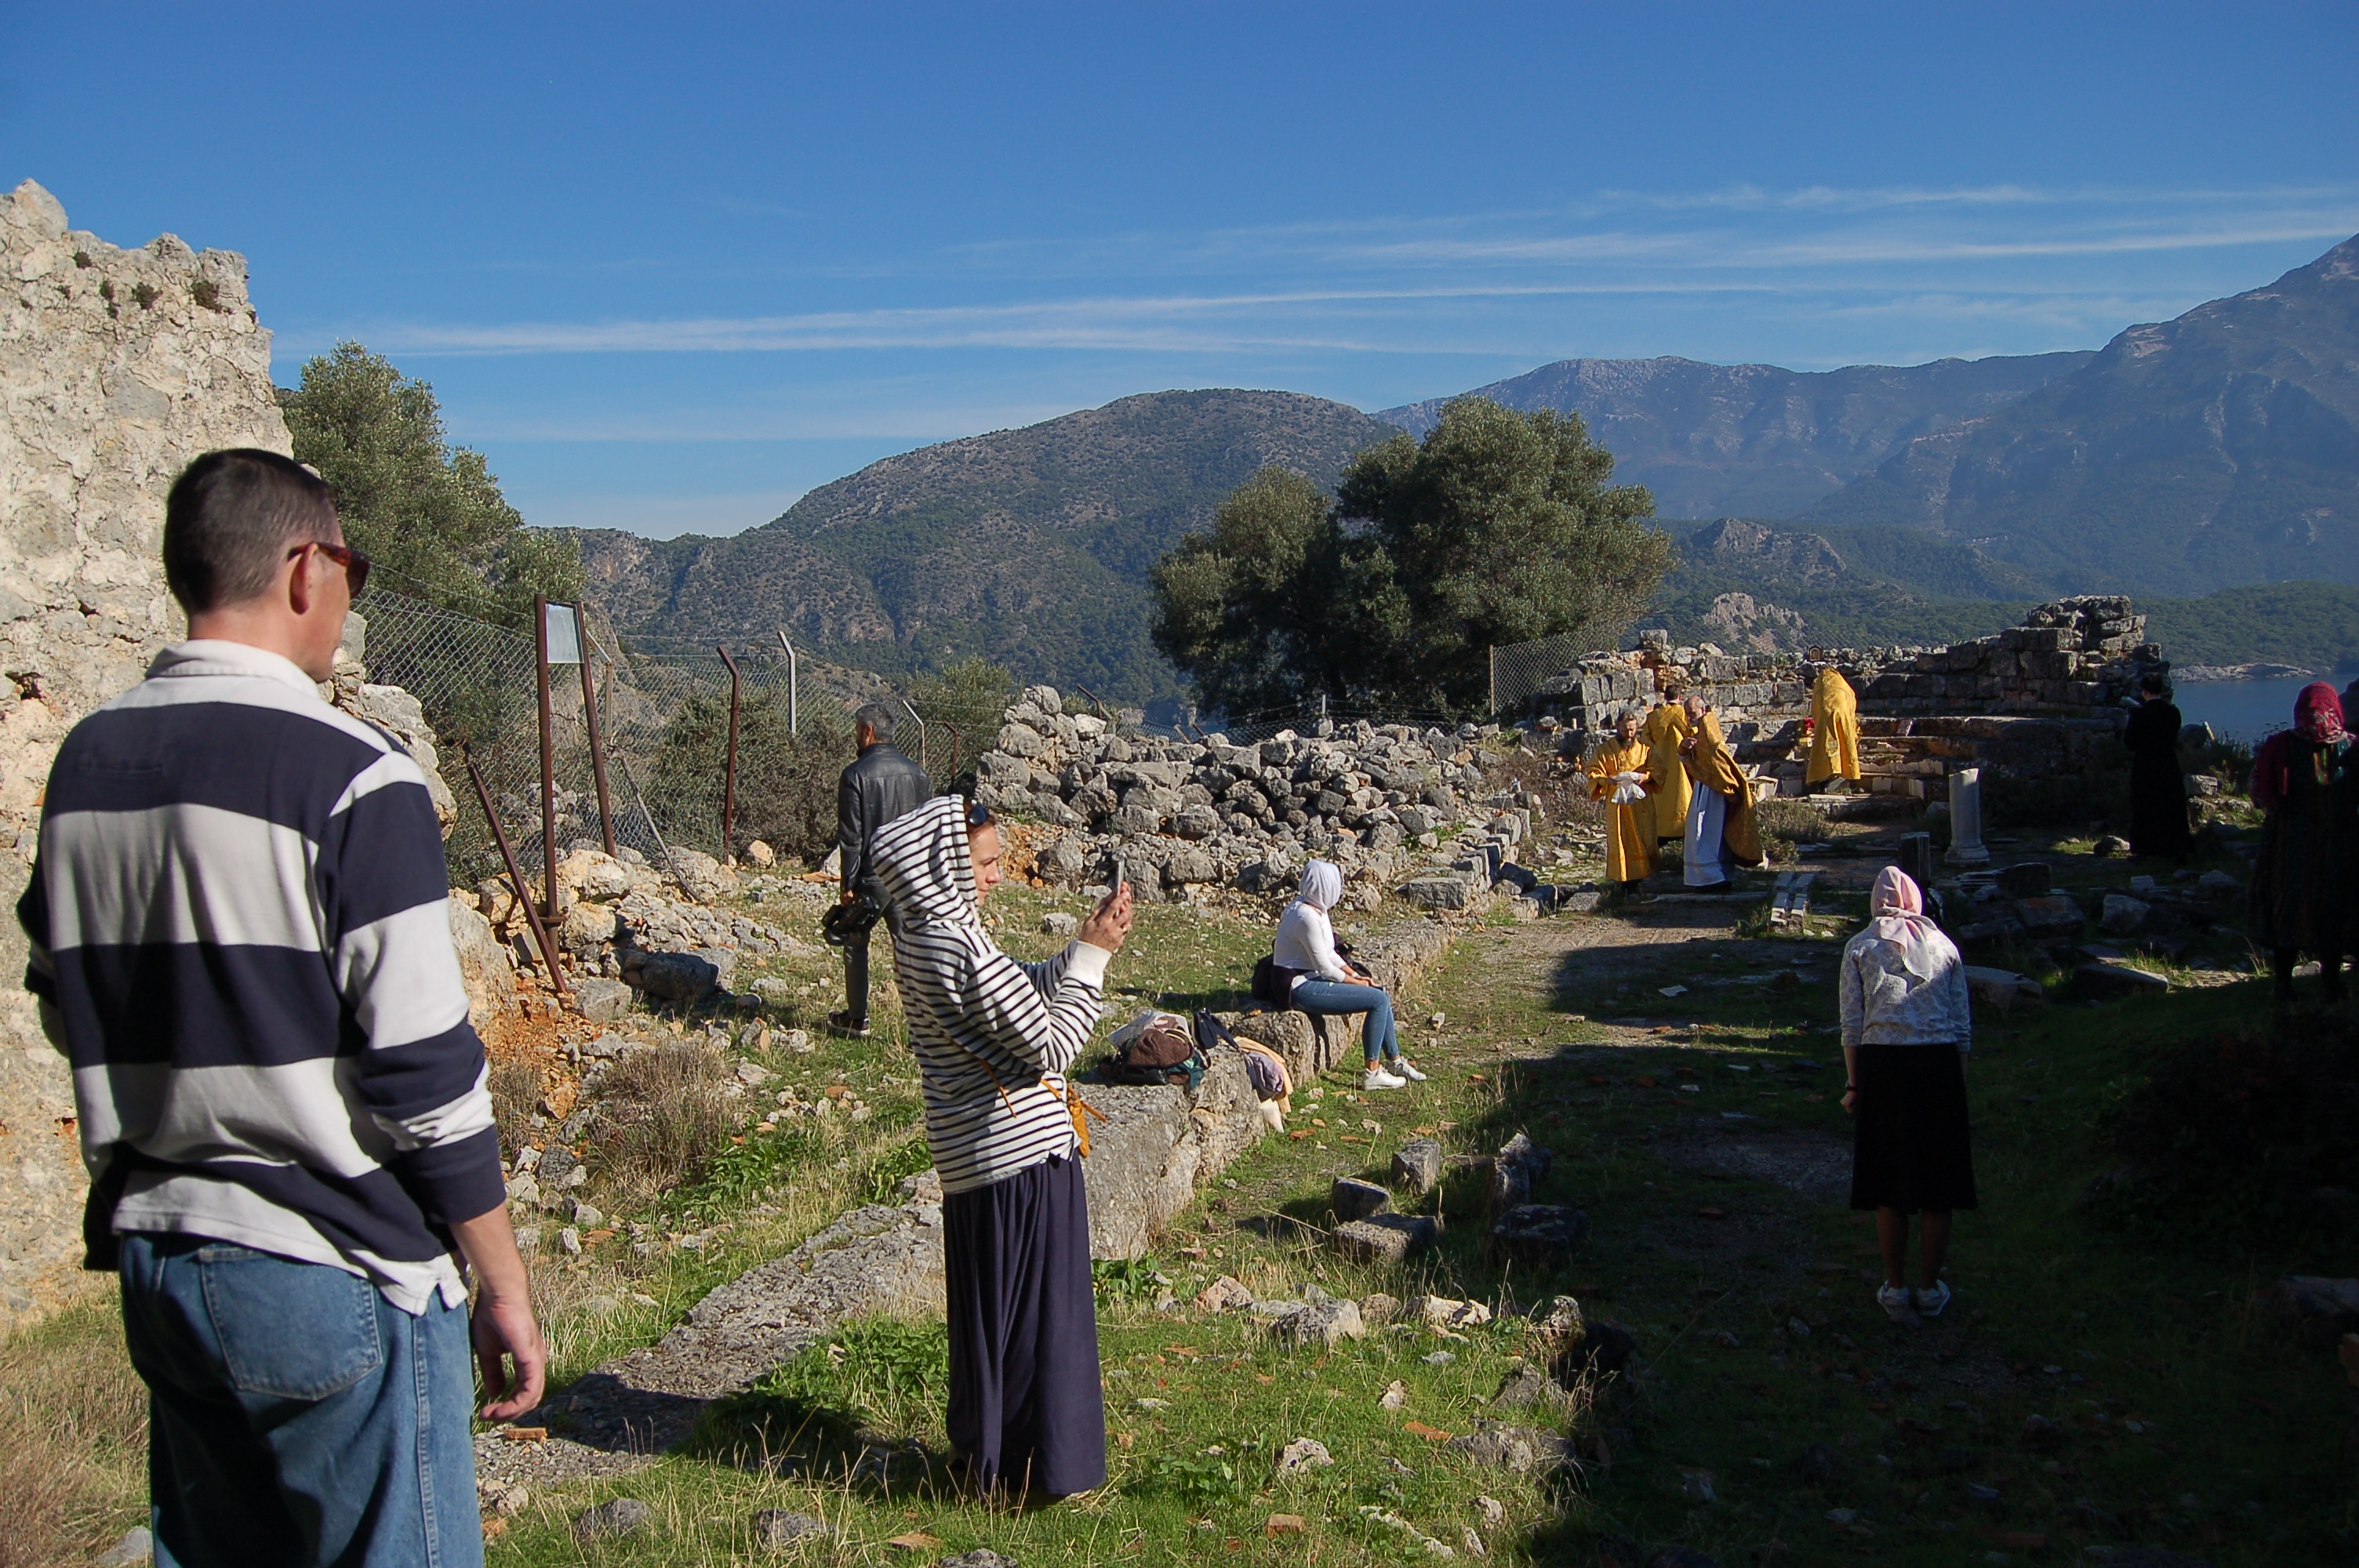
top-left (1332, 1214), bottom-right (1439, 1265)
top-left (1488, 1204), bottom-right (1588, 1267)
top-left (1390, 1138), bottom-right (1443, 1196)
top-left (1331, 1176), bottom-right (1391, 1221)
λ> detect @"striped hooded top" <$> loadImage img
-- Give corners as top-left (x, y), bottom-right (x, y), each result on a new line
top-left (869, 796), bottom-right (1111, 1195)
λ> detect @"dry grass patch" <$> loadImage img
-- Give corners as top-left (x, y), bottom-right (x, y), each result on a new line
top-left (0, 1299), bottom-right (146, 1568)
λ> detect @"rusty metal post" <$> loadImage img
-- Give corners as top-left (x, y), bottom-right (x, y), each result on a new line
top-left (718, 644), bottom-right (743, 859)
top-left (533, 595), bottom-right (560, 920)
top-left (944, 723), bottom-right (963, 779)
top-left (576, 620), bottom-right (616, 856)
top-left (463, 746), bottom-right (569, 997)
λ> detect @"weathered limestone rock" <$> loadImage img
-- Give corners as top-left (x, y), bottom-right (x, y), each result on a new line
top-left (1489, 1132), bottom-right (1553, 1214)
top-left (1332, 1214), bottom-right (1439, 1265)
top-left (450, 902), bottom-right (518, 1024)
top-left (1488, 1204), bottom-right (1588, 1267)
top-left (1079, 1045), bottom-right (1269, 1259)
top-left (1963, 966), bottom-right (2044, 1011)
top-left (1447, 1422), bottom-right (1572, 1473)
top-left (1331, 1176), bottom-right (1391, 1222)
top-left (0, 182), bottom-right (300, 1331)
top-left (1390, 1138), bottom-right (1444, 1196)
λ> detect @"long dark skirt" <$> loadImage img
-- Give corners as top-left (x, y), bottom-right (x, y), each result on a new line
top-left (942, 1154), bottom-right (1107, 1497)
top-left (1850, 1046), bottom-right (1978, 1214)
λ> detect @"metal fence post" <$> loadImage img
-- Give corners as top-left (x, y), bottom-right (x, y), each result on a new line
top-left (533, 595), bottom-right (560, 918)
top-left (577, 621), bottom-right (616, 856)
top-left (718, 644), bottom-right (743, 859)
top-left (775, 630), bottom-right (799, 735)
top-left (900, 699), bottom-right (929, 777)
top-left (463, 745), bottom-right (569, 998)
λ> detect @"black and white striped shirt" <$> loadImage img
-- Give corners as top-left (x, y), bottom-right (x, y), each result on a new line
top-left (870, 797), bottom-right (1110, 1196)
top-left (16, 641), bottom-right (503, 1312)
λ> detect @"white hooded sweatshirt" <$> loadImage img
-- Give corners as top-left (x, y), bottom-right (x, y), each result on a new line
top-left (869, 797), bottom-right (1113, 1194)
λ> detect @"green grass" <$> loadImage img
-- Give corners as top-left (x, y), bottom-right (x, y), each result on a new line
top-left (19, 818), bottom-right (2357, 1566)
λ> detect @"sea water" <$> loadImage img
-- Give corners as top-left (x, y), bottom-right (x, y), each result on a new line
top-left (2172, 677), bottom-right (2336, 744)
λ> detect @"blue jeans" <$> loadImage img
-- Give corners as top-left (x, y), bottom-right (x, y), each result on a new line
top-left (118, 1232), bottom-right (482, 1568)
top-left (1292, 978), bottom-right (1401, 1065)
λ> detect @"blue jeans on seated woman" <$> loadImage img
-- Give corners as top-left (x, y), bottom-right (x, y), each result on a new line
top-left (116, 1232), bottom-right (482, 1568)
top-left (1292, 978), bottom-right (1401, 1065)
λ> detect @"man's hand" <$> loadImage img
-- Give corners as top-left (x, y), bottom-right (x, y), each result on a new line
top-left (449, 1205), bottom-right (547, 1421)
top-left (840, 887), bottom-right (859, 906)
top-left (1078, 881), bottom-right (1135, 953)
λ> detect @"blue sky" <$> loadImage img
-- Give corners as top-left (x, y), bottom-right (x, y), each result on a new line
top-left (10, 3), bottom-right (2355, 538)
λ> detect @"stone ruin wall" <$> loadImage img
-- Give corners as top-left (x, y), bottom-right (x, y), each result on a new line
top-left (1529, 596), bottom-right (2170, 801)
top-left (0, 181), bottom-right (503, 1331)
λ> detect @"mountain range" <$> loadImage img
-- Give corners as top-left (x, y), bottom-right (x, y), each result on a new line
top-left (574, 232), bottom-right (2359, 702)
top-left (1375, 351), bottom-right (2094, 519)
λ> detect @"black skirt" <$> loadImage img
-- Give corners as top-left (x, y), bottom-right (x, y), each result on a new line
top-left (941, 1153), bottom-right (1107, 1497)
top-left (1850, 1045), bottom-right (1978, 1213)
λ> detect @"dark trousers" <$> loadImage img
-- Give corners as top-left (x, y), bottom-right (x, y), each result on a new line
top-left (942, 1154), bottom-right (1107, 1497)
top-left (841, 924), bottom-right (871, 1023)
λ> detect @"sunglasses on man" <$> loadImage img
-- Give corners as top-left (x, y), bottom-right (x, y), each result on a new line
top-left (289, 539), bottom-right (372, 597)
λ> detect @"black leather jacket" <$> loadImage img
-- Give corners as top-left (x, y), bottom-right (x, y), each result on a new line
top-left (838, 742), bottom-right (932, 898)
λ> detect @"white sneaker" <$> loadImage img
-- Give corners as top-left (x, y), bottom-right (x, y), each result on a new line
top-left (1389, 1058), bottom-right (1428, 1082)
top-left (1876, 1283), bottom-right (1919, 1324)
top-left (1363, 1066), bottom-right (1408, 1090)
top-left (1913, 1280), bottom-right (1951, 1319)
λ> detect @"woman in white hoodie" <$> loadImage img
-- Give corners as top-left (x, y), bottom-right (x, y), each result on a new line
top-left (1272, 860), bottom-right (1427, 1090)
top-left (868, 793), bottom-right (1132, 1498)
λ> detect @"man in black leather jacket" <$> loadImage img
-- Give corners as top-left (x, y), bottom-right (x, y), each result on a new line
top-left (832, 703), bottom-right (932, 1035)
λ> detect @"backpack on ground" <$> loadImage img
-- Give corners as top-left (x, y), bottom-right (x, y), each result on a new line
top-left (1100, 1009), bottom-right (1205, 1089)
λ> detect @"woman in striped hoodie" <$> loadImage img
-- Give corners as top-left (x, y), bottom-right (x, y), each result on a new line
top-left (868, 793), bottom-right (1133, 1498)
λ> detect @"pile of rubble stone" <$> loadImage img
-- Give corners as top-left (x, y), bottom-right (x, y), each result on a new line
top-left (976, 685), bottom-right (1553, 908)
top-left (460, 843), bottom-right (831, 1017)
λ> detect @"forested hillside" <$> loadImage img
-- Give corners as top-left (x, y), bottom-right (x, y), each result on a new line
top-left (570, 390), bottom-right (1394, 705)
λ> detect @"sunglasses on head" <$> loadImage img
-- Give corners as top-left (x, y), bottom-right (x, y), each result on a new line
top-left (290, 539), bottom-right (371, 597)
top-left (965, 798), bottom-right (994, 829)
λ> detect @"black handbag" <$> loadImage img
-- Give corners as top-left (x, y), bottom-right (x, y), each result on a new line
top-left (821, 844), bottom-right (886, 947)
top-left (820, 896), bottom-right (882, 947)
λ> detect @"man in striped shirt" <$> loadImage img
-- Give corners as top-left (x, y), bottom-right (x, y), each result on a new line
top-left (18, 449), bottom-right (543, 1568)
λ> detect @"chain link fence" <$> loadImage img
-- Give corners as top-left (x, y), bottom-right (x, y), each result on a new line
top-left (1489, 627), bottom-right (1625, 718)
top-left (353, 583), bottom-right (969, 895)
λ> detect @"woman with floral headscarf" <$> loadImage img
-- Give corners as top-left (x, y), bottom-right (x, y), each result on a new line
top-left (1841, 866), bottom-right (1975, 1324)
top-left (1272, 860), bottom-right (1426, 1091)
top-left (2248, 681), bottom-right (2355, 1002)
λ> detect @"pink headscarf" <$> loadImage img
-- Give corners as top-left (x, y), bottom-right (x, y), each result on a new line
top-left (1867, 866), bottom-right (1957, 981)
top-left (2295, 681), bottom-right (2346, 743)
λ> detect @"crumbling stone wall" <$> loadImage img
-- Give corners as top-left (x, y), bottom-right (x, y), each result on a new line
top-left (1528, 596), bottom-right (2170, 802)
top-left (0, 180), bottom-right (297, 1328)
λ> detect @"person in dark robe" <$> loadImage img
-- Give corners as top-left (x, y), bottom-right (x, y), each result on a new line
top-left (2121, 673), bottom-right (2193, 858)
top-left (2248, 682), bottom-right (2354, 1003)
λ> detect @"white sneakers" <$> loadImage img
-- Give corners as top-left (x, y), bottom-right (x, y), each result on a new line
top-left (1362, 1065), bottom-right (1408, 1090)
top-left (1875, 1279), bottom-right (1953, 1323)
top-left (1391, 1058), bottom-right (1428, 1082)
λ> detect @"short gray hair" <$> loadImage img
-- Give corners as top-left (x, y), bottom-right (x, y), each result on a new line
top-left (853, 703), bottom-right (896, 742)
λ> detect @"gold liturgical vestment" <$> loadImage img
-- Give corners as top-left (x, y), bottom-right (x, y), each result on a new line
top-left (1640, 702), bottom-right (1692, 843)
top-left (1806, 667), bottom-right (1861, 784)
top-left (1683, 710), bottom-right (1764, 867)
top-left (1585, 738), bottom-right (1657, 883)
